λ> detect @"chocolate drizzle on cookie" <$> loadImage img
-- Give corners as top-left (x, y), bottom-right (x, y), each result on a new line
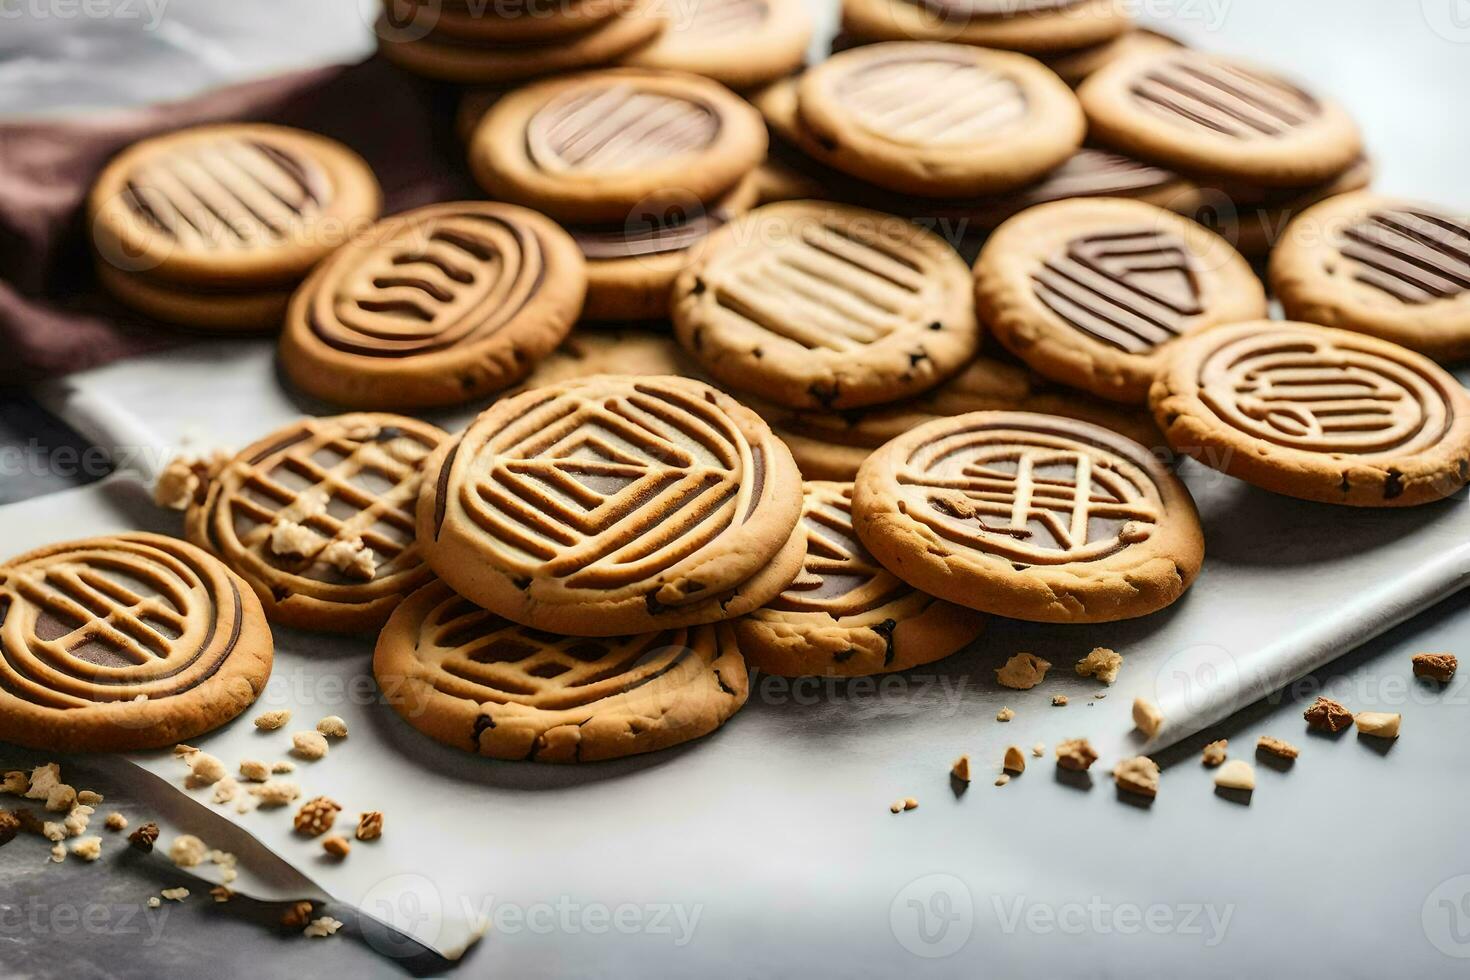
top-left (1339, 208), bottom-right (1470, 306)
top-left (832, 50), bottom-right (1027, 145)
top-left (1128, 55), bottom-right (1320, 140)
top-left (526, 84), bottom-right (722, 174)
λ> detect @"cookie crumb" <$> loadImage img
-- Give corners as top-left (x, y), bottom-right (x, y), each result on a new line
top-left (1201, 740), bottom-right (1228, 767)
top-left (1003, 745), bottom-right (1026, 774)
top-left (304, 916), bottom-right (344, 939)
top-left (238, 760), bottom-right (271, 783)
top-left (128, 822), bottom-right (159, 852)
top-left (44, 784), bottom-right (76, 813)
top-left (1113, 756), bottom-right (1160, 799)
top-left (0, 810), bottom-right (20, 846)
top-left (1412, 653), bottom-right (1457, 683)
top-left (254, 710), bottom-right (291, 731)
top-left (71, 836), bottom-right (103, 861)
top-left (1304, 696), bottom-right (1353, 733)
top-left (146, 897), bottom-right (161, 909)
top-left (1132, 698), bottom-right (1164, 738)
top-left (152, 449), bottom-right (229, 510)
top-left (995, 707), bottom-right (1015, 723)
top-left (63, 806), bottom-right (92, 838)
top-left (322, 835), bottom-right (351, 859)
top-left (2, 771), bottom-right (27, 795)
top-left (169, 834), bottom-right (207, 868)
top-left (211, 777), bottom-right (239, 805)
top-left (294, 797), bottom-right (342, 837)
top-left (316, 716), bottom-right (349, 739)
top-left (269, 520), bottom-right (323, 558)
top-left (994, 774), bottom-right (1010, 787)
top-left (1257, 736), bottom-right (1299, 760)
top-left (160, 887), bottom-right (190, 903)
top-left (281, 901), bottom-right (315, 930)
top-left (49, 842), bottom-right (66, 863)
top-left (76, 790), bottom-right (103, 806)
top-left (889, 800), bottom-right (903, 813)
top-left (186, 753), bottom-right (226, 787)
top-left (26, 763), bottom-right (62, 800)
top-left (356, 811), bottom-right (384, 841)
top-left (1031, 743), bottom-right (1044, 758)
top-left (1214, 759), bottom-right (1255, 792)
top-left (210, 886), bottom-right (234, 904)
top-left (1354, 712), bottom-right (1401, 739)
top-left (1075, 647), bottom-right (1123, 685)
top-left (271, 761), bottom-right (297, 774)
top-left (320, 538), bottom-right (377, 582)
top-left (42, 821), bottom-right (65, 842)
top-left (1051, 695), bottom-right (1069, 707)
top-left (902, 797), bottom-right (918, 811)
top-left (291, 731), bottom-right (329, 761)
top-left (1056, 738), bottom-right (1098, 771)
top-left (996, 652), bottom-right (1051, 690)
top-left (250, 780), bottom-right (301, 807)
top-left (950, 755), bottom-right (971, 783)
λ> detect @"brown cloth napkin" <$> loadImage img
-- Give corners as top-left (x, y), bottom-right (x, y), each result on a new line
top-left (0, 57), bottom-right (478, 385)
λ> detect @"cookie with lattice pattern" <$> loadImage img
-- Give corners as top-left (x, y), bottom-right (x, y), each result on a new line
top-left (735, 482), bottom-right (985, 677)
top-left (417, 374), bottom-right (805, 636)
top-left (0, 533), bottom-right (272, 752)
top-left (186, 414), bottom-right (448, 633)
top-left (375, 580), bottom-right (748, 761)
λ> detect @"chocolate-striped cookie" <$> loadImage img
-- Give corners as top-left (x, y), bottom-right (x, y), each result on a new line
top-left (618, 0), bottom-right (812, 92)
top-left (469, 68), bottom-right (766, 224)
top-left (0, 534), bottom-right (273, 752)
top-left (279, 202), bottom-right (585, 409)
top-left (853, 412), bottom-right (1204, 623)
top-left (417, 375), bottom-right (806, 636)
top-left (735, 482), bottom-right (986, 677)
top-left (671, 201), bottom-right (980, 410)
top-left (975, 198), bottom-right (1268, 404)
top-left (1270, 192), bottom-right (1470, 361)
top-left (839, 0), bottom-right (1129, 55)
top-left (1151, 321), bottom-right (1470, 507)
top-left (374, 580), bottom-right (748, 762)
top-left (186, 414), bottom-right (447, 633)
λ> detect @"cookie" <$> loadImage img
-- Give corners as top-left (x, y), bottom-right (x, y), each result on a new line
top-left (791, 42), bottom-right (1084, 197)
top-left (375, 0), bottom-right (663, 84)
top-left (618, 0), bottom-right (812, 92)
top-left (671, 201), bottom-right (980, 410)
top-left (975, 197), bottom-right (1268, 404)
top-left (469, 68), bottom-right (766, 224)
top-left (390, 0), bottom-right (634, 44)
top-left (852, 412), bottom-right (1204, 623)
top-left (374, 580), bottom-right (748, 762)
top-left (186, 414), bottom-right (448, 632)
top-left (92, 262), bottom-right (293, 333)
top-left (1200, 155), bottom-right (1373, 258)
top-left (750, 356), bottom-right (1165, 480)
top-left (0, 533), bottom-right (273, 752)
top-left (515, 328), bottom-right (701, 390)
top-left (279, 202), bottom-right (586, 409)
top-left (1042, 27), bottom-right (1181, 87)
top-left (417, 375), bottom-right (806, 636)
top-left (570, 173), bottom-right (760, 321)
top-left (734, 482), bottom-right (986, 677)
top-left (839, 0), bottom-right (1129, 55)
top-left (1150, 320), bottom-right (1470, 508)
top-left (1269, 192), bottom-right (1470, 361)
top-left (1078, 49), bottom-right (1363, 188)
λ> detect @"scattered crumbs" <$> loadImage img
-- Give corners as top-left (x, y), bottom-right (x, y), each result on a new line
top-left (316, 716), bottom-right (349, 739)
top-left (147, 897), bottom-right (161, 909)
top-left (1354, 712), bottom-right (1401, 739)
top-left (281, 902), bottom-right (315, 930)
top-left (211, 886), bottom-right (235, 904)
top-left (1257, 736), bottom-right (1300, 760)
top-left (169, 835), bottom-right (206, 868)
top-left (161, 887), bottom-right (190, 903)
top-left (71, 837), bottom-right (102, 861)
top-left (239, 760), bottom-right (271, 783)
top-left (1056, 738), bottom-right (1098, 772)
top-left (889, 801), bottom-right (904, 814)
top-left (996, 707), bottom-right (1015, 723)
top-left (255, 710), bottom-right (292, 731)
top-left (1074, 647), bottom-right (1123, 685)
top-left (1304, 697), bottom-right (1353, 733)
top-left (1002, 746), bottom-right (1026, 774)
top-left (1052, 695), bottom-right (1069, 707)
top-left (950, 755), bottom-right (971, 783)
top-left (903, 797), bottom-right (918, 811)
top-left (1132, 698), bottom-right (1164, 738)
top-left (48, 843), bottom-right (66, 864)
top-left (996, 653), bottom-right (1051, 691)
top-left (291, 731), bottom-right (329, 761)
top-left (1214, 759), bottom-right (1255, 792)
top-left (994, 774), bottom-right (1010, 787)
top-left (356, 812), bottom-right (384, 842)
top-left (1113, 757), bottom-right (1160, 799)
top-left (304, 916), bottom-right (344, 939)
top-left (323, 836), bottom-right (351, 859)
top-left (1031, 743), bottom-right (1045, 758)
top-left (1202, 740), bottom-right (1228, 767)
top-left (1412, 652), bottom-right (1457, 683)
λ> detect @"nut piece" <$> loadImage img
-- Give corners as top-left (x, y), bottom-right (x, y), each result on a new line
top-left (169, 834), bottom-right (207, 868)
top-left (994, 774), bottom-right (1011, 787)
top-left (254, 710), bottom-right (292, 731)
top-left (1075, 647), bottom-right (1123, 685)
top-left (1002, 746), bottom-right (1026, 774)
top-left (355, 811), bottom-right (384, 842)
top-left (316, 716), bottom-right (349, 739)
top-left (996, 653), bottom-right (1051, 690)
top-left (1304, 696), bottom-right (1353, 733)
top-left (950, 755), bottom-right (971, 783)
top-left (281, 901), bottom-right (316, 930)
top-left (1214, 759), bottom-right (1255, 792)
top-left (995, 707), bottom-right (1015, 723)
top-left (1201, 740), bottom-right (1228, 767)
top-left (903, 797), bottom-right (918, 811)
top-left (1113, 756), bottom-right (1160, 799)
top-left (889, 800), bottom-right (903, 814)
top-left (291, 731), bottom-right (329, 761)
top-left (0, 810), bottom-right (20, 846)
top-left (1132, 698), bottom-right (1164, 738)
top-left (294, 797), bottom-right (342, 837)
top-left (238, 760), bottom-right (271, 783)
top-left (1257, 736), bottom-right (1299, 760)
top-left (1051, 695), bottom-right (1069, 707)
top-left (1412, 653), bottom-right (1457, 683)
top-left (77, 790), bottom-right (103, 806)
top-left (128, 822), bottom-right (160, 852)
top-left (1055, 738), bottom-right (1098, 772)
top-left (1354, 712), bottom-right (1401, 739)
top-left (322, 835), bottom-right (351, 859)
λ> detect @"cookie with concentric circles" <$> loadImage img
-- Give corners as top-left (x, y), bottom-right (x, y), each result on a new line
top-left (0, 533), bottom-right (273, 752)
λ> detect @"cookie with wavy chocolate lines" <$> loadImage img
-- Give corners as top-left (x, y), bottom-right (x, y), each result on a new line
top-left (0, 533), bottom-right (272, 752)
top-left (417, 375), bottom-right (806, 636)
top-left (375, 580), bottom-right (748, 762)
top-left (839, 0), bottom-right (1128, 55)
top-left (279, 201), bottom-right (585, 410)
top-left (469, 68), bottom-right (766, 225)
top-left (852, 411), bottom-right (1204, 623)
top-left (1150, 321), bottom-right (1470, 508)
top-left (618, 0), bottom-right (812, 92)
top-left (750, 356), bottom-right (1164, 481)
top-left (1270, 192), bottom-right (1470, 361)
top-left (792, 42), bottom-right (1084, 198)
top-left (186, 414), bottom-right (448, 633)
top-left (1079, 49), bottom-right (1363, 189)
top-left (89, 123), bottom-right (381, 331)
top-left (975, 197), bottom-right (1268, 404)
top-left (735, 482), bottom-right (985, 677)
top-left (671, 201), bottom-right (980, 410)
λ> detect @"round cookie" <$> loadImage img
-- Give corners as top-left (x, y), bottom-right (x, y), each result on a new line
top-left (1269, 192), bottom-right (1470, 362)
top-left (1150, 320), bottom-right (1470, 508)
top-left (671, 201), bottom-right (980, 410)
top-left (792, 42), bottom-right (1085, 197)
top-left (0, 533), bottom-right (273, 752)
top-left (839, 0), bottom-right (1129, 55)
top-left (469, 68), bottom-right (766, 224)
top-left (975, 197), bottom-right (1268, 404)
top-left (186, 414), bottom-right (448, 633)
top-left (735, 482), bottom-right (986, 677)
top-left (618, 0), bottom-right (812, 92)
top-left (751, 356), bottom-right (1165, 480)
top-left (375, 581), bottom-right (748, 762)
top-left (89, 123), bottom-right (381, 289)
top-left (515, 328), bottom-right (701, 391)
top-left (1200, 156), bottom-right (1374, 258)
top-left (279, 201), bottom-right (585, 410)
top-left (93, 261), bottom-right (293, 332)
top-left (1078, 49), bottom-right (1363, 189)
top-left (1042, 27), bottom-right (1181, 87)
top-left (394, 0), bottom-right (635, 43)
top-left (852, 411), bottom-right (1204, 623)
top-left (570, 173), bottom-right (760, 321)
top-left (376, 0), bottom-right (664, 84)
top-left (417, 374), bottom-right (806, 636)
